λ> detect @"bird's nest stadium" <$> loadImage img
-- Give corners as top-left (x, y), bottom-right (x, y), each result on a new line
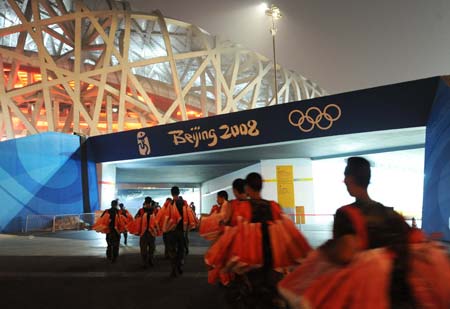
top-left (0, 0), bottom-right (326, 140)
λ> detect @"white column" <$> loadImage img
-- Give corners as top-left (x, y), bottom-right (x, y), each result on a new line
top-left (98, 163), bottom-right (117, 210)
top-left (260, 158), bottom-right (315, 222)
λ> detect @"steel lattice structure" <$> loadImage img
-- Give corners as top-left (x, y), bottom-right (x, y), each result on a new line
top-left (0, 0), bottom-right (326, 140)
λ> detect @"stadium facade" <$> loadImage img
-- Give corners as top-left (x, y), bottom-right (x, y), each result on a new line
top-left (0, 0), bottom-right (326, 141)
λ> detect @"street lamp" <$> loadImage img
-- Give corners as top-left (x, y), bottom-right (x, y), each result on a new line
top-left (265, 4), bottom-right (282, 105)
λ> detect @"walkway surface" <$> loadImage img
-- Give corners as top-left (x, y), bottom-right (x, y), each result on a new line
top-left (2, 229), bottom-right (448, 309)
top-left (0, 231), bottom-right (225, 309)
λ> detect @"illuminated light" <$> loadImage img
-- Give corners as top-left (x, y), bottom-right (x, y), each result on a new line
top-left (36, 120), bottom-right (48, 127)
top-left (33, 73), bottom-right (42, 82)
top-left (112, 106), bottom-right (118, 113)
top-left (11, 117), bottom-right (21, 125)
top-left (259, 3), bottom-right (269, 12)
top-left (17, 71), bottom-right (28, 86)
top-left (266, 4), bottom-right (282, 20)
top-left (175, 110), bottom-right (203, 117)
top-left (124, 122), bottom-right (143, 129)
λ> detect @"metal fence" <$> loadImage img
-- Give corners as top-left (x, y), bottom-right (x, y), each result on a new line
top-left (25, 213), bottom-right (99, 233)
top-left (24, 211), bottom-right (422, 242)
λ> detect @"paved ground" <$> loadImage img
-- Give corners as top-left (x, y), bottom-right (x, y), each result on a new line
top-left (2, 229), bottom-right (447, 309)
top-left (0, 231), bottom-right (226, 309)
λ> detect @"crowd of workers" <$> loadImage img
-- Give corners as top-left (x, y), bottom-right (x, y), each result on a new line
top-left (94, 157), bottom-right (450, 308)
top-left (93, 186), bottom-right (197, 277)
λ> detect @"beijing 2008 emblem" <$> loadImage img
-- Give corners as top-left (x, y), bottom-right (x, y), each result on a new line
top-left (137, 131), bottom-right (151, 156)
top-left (288, 104), bottom-right (341, 132)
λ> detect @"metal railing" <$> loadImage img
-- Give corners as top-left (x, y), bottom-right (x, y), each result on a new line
top-left (25, 213), bottom-right (99, 233)
top-left (24, 211), bottom-right (422, 238)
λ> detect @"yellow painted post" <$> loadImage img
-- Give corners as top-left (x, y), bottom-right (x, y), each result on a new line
top-left (295, 206), bottom-right (305, 224)
top-left (276, 165), bottom-right (294, 208)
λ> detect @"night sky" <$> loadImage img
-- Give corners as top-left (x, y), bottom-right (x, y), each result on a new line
top-left (129, 0), bottom-right (450, 95)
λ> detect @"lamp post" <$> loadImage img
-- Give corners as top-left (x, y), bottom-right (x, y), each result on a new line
top-left (265, 4), bottom-right (282, 105)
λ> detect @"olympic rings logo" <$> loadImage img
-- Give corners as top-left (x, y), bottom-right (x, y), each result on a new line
top-left (288, 104), bottom-right (341, 132)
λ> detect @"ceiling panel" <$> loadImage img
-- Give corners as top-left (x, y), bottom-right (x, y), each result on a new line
top-left (112, 127), bottom-right (425, 184)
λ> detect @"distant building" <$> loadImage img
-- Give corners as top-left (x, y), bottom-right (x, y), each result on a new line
top-left (0, 0), bottom-right (326, 141)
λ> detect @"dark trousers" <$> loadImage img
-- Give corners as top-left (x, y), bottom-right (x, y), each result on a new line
top-left (122, 232), bottom-right (128, 244)
top-left (224, 269), bottom-right (285, 309)
top-left (139, 232), bottom-right (155, 265)
top-left (166, 229), bottom-right (185, 271)
top-left (163, 233), bottom-right (169, 258)
top-left (106, 231), bottom-right (120, 261)
top-left (184, 230), bottom-right (189, 255)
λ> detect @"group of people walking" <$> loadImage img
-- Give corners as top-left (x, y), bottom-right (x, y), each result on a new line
top-left (93, 157), bottom-right (449, 307)
top-left (199, 157), bottom-right (450, 308)
top-left (93, 186), bottom-right (197, 277)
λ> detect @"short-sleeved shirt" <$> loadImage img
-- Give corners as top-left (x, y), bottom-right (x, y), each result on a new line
top-left (333, 200), bottom-right (396, 249)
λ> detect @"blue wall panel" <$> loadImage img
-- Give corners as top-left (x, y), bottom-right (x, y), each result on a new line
top-left (87, 160), bottom-right (100, 212)
top-left (423, 78), bottom-right (450, 241)
top-left (0, 132), bottom-right (85, 232)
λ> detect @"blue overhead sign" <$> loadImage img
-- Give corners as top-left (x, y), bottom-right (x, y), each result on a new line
top-left (87, 77), bottom-right (439, 163)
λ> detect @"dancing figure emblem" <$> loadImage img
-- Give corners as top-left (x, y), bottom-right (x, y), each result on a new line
top-left (137, 131), bottom-right (151, 156)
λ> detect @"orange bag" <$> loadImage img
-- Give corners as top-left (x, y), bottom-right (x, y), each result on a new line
top-left (279, 214), bottom-right (312, 262)
top-left (92, 211), bottom-right (111, 233)
top-left (127, 216), bottom-right (142, 235)
top-left (205, 225), bottom-right (237, 268)
top-left (199, 213), bottom-right (223, 240)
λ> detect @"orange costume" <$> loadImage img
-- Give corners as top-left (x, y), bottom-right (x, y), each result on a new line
top-left (92, 208), bottom-right (128, 234)
top-left (202, 199), bottom-right (311, 286)
top-left (155, 198), bottom-right (197, 232)
top-left (278, 206), bottom-right (450, 309)
top-left (209, 204), bottom-right (220, 215)
top-left (127, 210), bottom-right (159, 237)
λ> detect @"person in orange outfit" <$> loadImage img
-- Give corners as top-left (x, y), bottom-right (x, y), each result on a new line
top-left (118, 203), bottom-right (131, 245)
top-left (135, 196), bottom-right (156, 268)
top-left (101, 199), bottom-right (121, 263)
top-left (161, 197), bottom-right (172, 259)
top-left (166, 187), bottom-right (187, 277)
top-left (226, 173), bottom-right (286, 309)
top-left (209, 204), bottom-right (220, 215)
top-left (216, 190), bottom-right (230, 223)
top-left (228, 178), bottom-right (247, 226)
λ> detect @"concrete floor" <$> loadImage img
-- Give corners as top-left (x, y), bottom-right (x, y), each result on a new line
top-left (0, 229), bottom-right (332, 309)
top-left (0, 231), bottom-right (223, 309)
top-left (3, 229), bottom-right (446, 309)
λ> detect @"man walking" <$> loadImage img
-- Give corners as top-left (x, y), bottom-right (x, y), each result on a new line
top-left (135, 196), bottom-right (156, 268)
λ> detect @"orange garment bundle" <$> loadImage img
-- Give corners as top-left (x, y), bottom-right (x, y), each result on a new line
top-left (121, 210), bottom-right (134, 225)
top-left (127, 213), bottom-right (160, 237)
top-left (204, 225), bottom-right (238, 268)
top-left (92, 211), bottom-right (110, 233)
top-left (199, 213), bottom-right (223, 241)
top-left (225, 219), bottom-right (263, 275)
top-left (207, 267), bottom-right (235, 286)
top-left (114, 212), bottom-right (128, 233)
top-left (204, 218), bottom-right (264, 276)
top-left (155, 201), bottom-right (182, 233)
top-left (270, 214), bottom-right (312, 272)
top-left (92, 210), bottom-right (128, 234)
top-left (278, 249), bottom-right (393, 309)
top-left (408, 242), bottom-right (450, 309)
top-left (183, 205), bottom-right (198, 231)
